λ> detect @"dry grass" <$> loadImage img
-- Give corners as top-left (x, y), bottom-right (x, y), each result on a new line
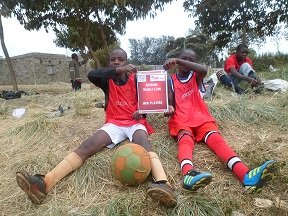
top-left (0, 82), bottom-right (287, 216)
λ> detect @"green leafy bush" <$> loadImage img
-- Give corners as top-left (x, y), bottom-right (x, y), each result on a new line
top-left (254, 53), bottom-right (288, 72)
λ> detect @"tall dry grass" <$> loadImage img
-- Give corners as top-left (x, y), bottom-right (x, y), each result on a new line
top-left (0, 82), bottom-right (287, 216)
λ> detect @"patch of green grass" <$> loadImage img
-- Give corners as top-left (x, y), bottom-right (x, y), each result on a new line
top-left (73, 92), bottom-right (95, 116)
top-left (276, 93), bottom-right (288, 110)
top-left (209, 95), bottom-right (288, 130)
top-left (8, 114), bottom-right (58, 138)
top-left (170, 195), bottom-right (224, 216)
top-left (104, 195), bottom-right (142, 216)
top-left (0, 103), bottom-right (8, 117)
top-left (259, 66), bottom-right (288, 81)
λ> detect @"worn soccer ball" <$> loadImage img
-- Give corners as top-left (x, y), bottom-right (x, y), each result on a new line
top-left (111, 143), bottom-right (151, 186)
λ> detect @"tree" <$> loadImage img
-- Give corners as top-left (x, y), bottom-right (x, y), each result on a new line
top-left (257, 0), bottom-right (288, 36)
top-left (166, 28), bottom-right (218, 64)
top-left (9, 0), bottom-right (173, 67)
top-left (183, 0), bottom-right (276, 48)
top-left (129, 36), bottom-right (174, 65)
top-left (54, 22), bottom-right (119, 67)
top-left (0, 3), bottom-right (18, 91)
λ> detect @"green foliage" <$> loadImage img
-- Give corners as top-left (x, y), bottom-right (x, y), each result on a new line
top-left (4, 0), bottom-right (174, 50)
top-left (183, 0), bottom-right (288, 48)
top-left (253, 53), bottom-right (288, 73)
top-left (93, 43), bottom-right (119, 68)
top-left (129, 36), bottom-right (174, 65)
top-left (166, 28), bottom-right (218, 64)
top-left (54, 23), bottom-right (118, 52)
top-left (135, 64), bottom-right (153, 71)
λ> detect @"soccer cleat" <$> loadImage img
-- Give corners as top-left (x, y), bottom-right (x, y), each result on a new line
top-left (16, 171), bottom-right (47, 205)
top-left (183, 170), bottom-right (212, 191)
top-left (147, 182), bottom-right (177, 208)
top-left (243, 160), bottom-right (277, 193)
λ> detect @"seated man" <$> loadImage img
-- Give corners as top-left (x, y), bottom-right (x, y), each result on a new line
top-left (218, 44), bottom-right (263, 94)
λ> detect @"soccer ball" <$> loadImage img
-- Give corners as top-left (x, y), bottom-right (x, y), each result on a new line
top-left (111, 143), bottom-right (151, 186)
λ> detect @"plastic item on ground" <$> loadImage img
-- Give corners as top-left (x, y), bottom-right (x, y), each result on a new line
top-left (12, 108), bottom-right (26, 118)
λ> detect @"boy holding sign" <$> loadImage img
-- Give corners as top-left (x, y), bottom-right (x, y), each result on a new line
top-left (163, 48), bottom-right (277, 193)
top-left (16, 48), bottom-right (177, 207)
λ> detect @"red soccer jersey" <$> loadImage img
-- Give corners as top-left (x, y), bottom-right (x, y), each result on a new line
top-left (105, 73), bottom-right (154, 134)
top-left (224, 54), bottom-right (253, 74)
top-left (169, 72), bottom-right (215, 136)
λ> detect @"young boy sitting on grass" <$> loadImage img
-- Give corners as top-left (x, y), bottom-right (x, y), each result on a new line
top-left (163, 48), bottom-right (277, 193)
top-left (16, 48), bottom-right (177, 208)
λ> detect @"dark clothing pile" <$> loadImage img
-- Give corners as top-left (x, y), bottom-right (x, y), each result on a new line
top-left (0, 90), bottom-right (26, 100)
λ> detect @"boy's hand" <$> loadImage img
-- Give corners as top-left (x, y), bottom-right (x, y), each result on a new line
top-left (163, 58), bottom-right (178, 70)
top-left (246, 77), bottom-right (261, 86)
top-left (116, 64), bottom-right (137, 75)
top-left (164, 105), bottom-right (175, 117)
top-left (133, 111), bottom-right (143, 120)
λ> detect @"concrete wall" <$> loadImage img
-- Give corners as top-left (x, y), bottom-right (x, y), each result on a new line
top-left (0, 53), bottom-right (89, 85)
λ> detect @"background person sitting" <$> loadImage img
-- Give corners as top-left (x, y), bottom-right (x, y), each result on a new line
top-left (218, 44), bottom-right (263, 94)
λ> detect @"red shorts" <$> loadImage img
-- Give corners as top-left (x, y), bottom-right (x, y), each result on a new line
top-left (173, 121), bottom-right (219, 143)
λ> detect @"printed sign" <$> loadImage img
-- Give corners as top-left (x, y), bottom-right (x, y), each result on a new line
top-left (137, 70), bottom-right (168, 114)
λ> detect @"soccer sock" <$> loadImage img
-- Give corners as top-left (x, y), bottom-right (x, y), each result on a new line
top-left (178, 134), bottom-right (194, 175)
top-left (44, 152), bottom-right (83, 192)
top-left (205, 132), bottom-right (249, 182)
top-left (148, 152), bottom-right (168, 183)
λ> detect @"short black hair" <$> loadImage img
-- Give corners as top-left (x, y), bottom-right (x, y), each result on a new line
top-left (179, 48), bottom-right (196, 55)
top-left (179, 48), bottom-right (196, 56)
top-left (71, 53), bottom-right (78, 59)
top-left (110, 48), bottom-right (127, 59)
top-left (236, 44), bottom-right (248, 52)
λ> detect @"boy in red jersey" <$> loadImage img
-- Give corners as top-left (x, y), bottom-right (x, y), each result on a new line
top-left (16, 48), bottom-right (177, 207)
top-left (219, 44), bottom-right (263, 94)
top-left (163, 48), bottom-right (276, 193)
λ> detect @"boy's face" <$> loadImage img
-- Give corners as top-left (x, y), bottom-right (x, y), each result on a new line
top-left (179, 50), bottom-right (196, 73)
top-left (236, 47), bottom-right (248, 61)
top-left (73, 55), bottom-right (79, 61)
top-left (109, 50), bottom-right (127, 68)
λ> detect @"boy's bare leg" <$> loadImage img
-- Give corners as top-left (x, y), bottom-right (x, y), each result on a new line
top-left (16, 130), bottom-right (112, 204)
top-left (132, 129), bottom-right (177, 207)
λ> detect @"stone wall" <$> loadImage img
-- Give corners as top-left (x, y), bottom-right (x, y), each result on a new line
top-left (0, 53), bottom-right (89, 85)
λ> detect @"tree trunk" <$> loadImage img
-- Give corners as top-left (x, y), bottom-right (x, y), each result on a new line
top-left (96, 11), bottom-right (110, 55)
top-left (242, 24), bottom-right (247, 45)
top-left (0, 16), bottom-right (18, 91)
top-left (84, 21), bottom-right (101, 68)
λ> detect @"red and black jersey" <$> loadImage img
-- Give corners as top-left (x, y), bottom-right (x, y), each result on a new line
top-left (169, 72), bottom-right (215, 136)
top-left (106, 73), bottom-right (137, 125)
top-left (88, 69), bottom-right (154, 134)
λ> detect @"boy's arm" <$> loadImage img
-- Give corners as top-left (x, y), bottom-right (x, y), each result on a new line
top-left (164, 74), bottom-right (175, 117)
top-left (229, 67), bottom-right (260, 85)
top-left (88, 68), bottom-right (117, 89)
top-left (88, 64), bottom-right (137, 88)
top-left (178, 58), bottom-right (208, 78)
top-left (163, 58), bottom-right (208, 78)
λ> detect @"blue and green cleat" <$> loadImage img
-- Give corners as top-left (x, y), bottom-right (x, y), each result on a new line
top-left (183, 170), bottom-right (212, 191)
top-left (243, 160), bottom-right (277, 193)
